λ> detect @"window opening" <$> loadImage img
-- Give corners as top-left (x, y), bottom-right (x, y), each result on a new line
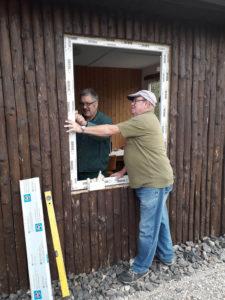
top-left (64, 36), bottom-right (170, 191)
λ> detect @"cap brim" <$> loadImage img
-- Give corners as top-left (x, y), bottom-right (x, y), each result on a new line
top-left (127, 92), bottom-right (141, 100)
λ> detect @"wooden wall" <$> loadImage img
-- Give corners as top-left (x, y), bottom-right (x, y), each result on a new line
top-left (0, 0), bottom-right (225, 293)
top-left (71, 187), bottom-right (137, 274)
top-left (75, 65), bottom-right (141, 149)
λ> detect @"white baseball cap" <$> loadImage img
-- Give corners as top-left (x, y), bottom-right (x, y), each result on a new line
top-left (127, 90), bottom-right (157, 107)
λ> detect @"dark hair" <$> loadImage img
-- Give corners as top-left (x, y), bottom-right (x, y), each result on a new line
top-left (80, 88), bottom-right (99, 101)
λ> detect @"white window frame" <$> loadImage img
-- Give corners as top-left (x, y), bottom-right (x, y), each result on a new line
top-left (64, 35), bottom-right (170, 191)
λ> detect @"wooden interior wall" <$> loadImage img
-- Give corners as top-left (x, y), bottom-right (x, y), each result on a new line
top-left (75, 66), bottom-right (142, 149)
top-left (0, 0), bottom-right (225, 293)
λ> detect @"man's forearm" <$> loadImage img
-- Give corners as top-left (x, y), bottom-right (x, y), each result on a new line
top-left (120, 166), bottom-right (127, 176)
top-left (65, 120), bottom-right (120, 137)
top-left (82, 124), bottom-right (119, 136)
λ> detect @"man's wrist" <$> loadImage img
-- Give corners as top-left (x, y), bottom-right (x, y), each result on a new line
top-left (81, 125), bottom-right (86, 133)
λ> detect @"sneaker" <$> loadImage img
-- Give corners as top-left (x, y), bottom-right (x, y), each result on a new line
top-left (154, 256), bottom-right (176, 266)
top-left (118, 269), bottom-right (149, 284)
top-left (162, 258), bottom-right (176, 266)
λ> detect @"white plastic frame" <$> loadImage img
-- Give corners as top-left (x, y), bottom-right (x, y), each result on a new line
top-left (64, 35), bottom-right (171, 191)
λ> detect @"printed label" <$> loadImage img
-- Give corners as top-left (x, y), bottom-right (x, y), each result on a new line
top-left (20, 178), bottom-right (53, 300)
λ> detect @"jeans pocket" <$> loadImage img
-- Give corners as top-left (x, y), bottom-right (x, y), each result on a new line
top-left (137, 188), bottom-right (160, 211)
top-left (166, 185), bottom-right (173, 193)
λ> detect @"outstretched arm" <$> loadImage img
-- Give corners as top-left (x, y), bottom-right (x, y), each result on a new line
top-left (64, 120), bottom-right (120, 137)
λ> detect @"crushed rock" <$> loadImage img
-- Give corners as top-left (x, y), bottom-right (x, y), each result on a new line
top-left (1, 235), bottom-right (225, 299)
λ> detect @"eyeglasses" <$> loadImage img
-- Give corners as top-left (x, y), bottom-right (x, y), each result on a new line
top-left (79, 100), bottom-right (96, 107)
top-left (130, 99), bottom-right (146, 105)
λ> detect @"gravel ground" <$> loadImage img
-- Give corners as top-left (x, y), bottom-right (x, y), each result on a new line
top-left (1, 236), bottom-right (225, 299)
top-left (130, 261), bottom-right (225, 299)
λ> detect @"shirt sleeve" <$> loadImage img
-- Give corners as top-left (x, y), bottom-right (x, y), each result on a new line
top-left (117, 115), bottom-right (148, 138)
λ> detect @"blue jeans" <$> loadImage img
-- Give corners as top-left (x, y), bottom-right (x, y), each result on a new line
top-left (132, 185), bottom-right (174, 273)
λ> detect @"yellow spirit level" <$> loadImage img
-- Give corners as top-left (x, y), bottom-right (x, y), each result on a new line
top-left (45, 191), bottom-right (70, 298)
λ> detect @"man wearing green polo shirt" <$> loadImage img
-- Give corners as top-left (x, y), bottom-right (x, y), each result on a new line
top-left (75, 88), bottom-right (112, 180)
top-left (65, 89), bottom-right (174, 284)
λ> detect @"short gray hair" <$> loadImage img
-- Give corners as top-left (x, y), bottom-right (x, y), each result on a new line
top-left (80, 88), bottom-right (99, 101)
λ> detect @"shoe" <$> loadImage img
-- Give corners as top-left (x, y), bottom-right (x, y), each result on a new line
top-left (154, 256), bottom-right (176, 266)
top-left (161, 258), bottom-right (176, 266)
top-left (118, 269), bottom-right (149, 284)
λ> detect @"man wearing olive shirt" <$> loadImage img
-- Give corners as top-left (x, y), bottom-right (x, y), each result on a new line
top-left (65, 90), bottom-right (174, 284)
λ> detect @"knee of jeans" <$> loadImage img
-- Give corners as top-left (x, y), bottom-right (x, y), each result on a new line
top-left (139, 225), bottom-right (153, 237)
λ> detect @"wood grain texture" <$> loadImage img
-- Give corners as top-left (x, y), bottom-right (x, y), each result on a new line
top-left (0, 0), bottom-right (21, 291)
top-left (0, 0), bottom-right (225, 293)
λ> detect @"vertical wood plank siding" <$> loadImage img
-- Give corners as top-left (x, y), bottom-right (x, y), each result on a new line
top-left (0, 0), bottom-right (225, 293)
top-left (0, 0), bottom-right (21, 292)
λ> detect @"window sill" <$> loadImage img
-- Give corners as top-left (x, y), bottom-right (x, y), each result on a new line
top-left (71, 175), bottom-right (129, 194)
